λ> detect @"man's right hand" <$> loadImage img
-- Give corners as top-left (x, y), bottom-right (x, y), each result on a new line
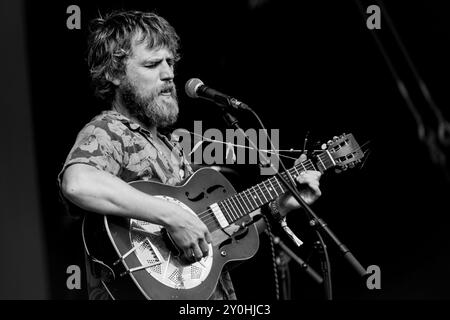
top-left (165, 203), bottom-right (212, 262)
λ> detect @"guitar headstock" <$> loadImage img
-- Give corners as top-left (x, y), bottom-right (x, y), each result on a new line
top-left (322, 133), bottom-right (364, 172)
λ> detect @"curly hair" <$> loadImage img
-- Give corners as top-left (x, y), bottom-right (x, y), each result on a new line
top-left (87, 10), bottom-right (180, 103)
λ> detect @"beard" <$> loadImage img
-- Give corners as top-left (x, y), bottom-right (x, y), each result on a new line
top-left (118, 78), bottom-right (179, 129)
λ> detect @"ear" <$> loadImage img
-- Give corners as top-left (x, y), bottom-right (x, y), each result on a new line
top-left (105, 72), bottom-right (121, 86)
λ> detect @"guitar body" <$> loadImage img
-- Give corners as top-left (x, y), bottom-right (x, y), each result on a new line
top-left (82, 168), bottom-right (259, 300)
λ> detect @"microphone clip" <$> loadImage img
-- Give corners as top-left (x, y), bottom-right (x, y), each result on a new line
top-left (228, 97), bottom-right (250, 111)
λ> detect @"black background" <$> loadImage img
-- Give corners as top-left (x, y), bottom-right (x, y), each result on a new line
top-left (2, 0), bottom-right (450, 300)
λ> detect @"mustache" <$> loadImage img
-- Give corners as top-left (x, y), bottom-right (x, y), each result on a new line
top-left (158, 83), bottom-right (176, 95)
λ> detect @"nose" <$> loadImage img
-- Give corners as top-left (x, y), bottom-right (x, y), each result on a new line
top-left (160, 59), bottom-right (174, 81)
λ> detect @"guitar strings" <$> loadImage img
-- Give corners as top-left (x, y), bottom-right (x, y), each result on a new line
top-left (199, 149), bottom-right (366, 229)
top-left (183, 129), bottom-right (318, 161)
top-left (198, 157), bottom-right (320, 223)
top-left (185, 129), bottom-right (366, 166)
top-left (197, 159), bottom-right (324, 228)
top-left (196, 144), bottom-right (364, 228)
top-left (197, 158), bottom-right (317, 222)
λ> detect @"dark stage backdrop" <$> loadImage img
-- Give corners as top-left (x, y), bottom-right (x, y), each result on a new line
top-left (2, 0), bottom-right (450, 300)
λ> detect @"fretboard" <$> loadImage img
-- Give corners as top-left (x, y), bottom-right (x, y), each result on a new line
top-left (217, 150), bottom-right (335, 223)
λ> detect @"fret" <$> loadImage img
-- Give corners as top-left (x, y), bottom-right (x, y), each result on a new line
top-left (261, 181), bottom-right (274, 200)
top-left (225, 198), bottom-right (238, 221)
top-left (284, 170), bottom-right (295, 192)
top-left (257, 184), bottom-right (269, 203)
top-left (325, 150), bottom-right (336, 167)
top-left (218, 202), bottom-right (232, 223)
top-left (247, 188), bottom-right (259, 208)
top-left (242, 190), bottom-right (255, 211)
top-left (299, 161), bottom-right (307, 172)
top-left (282, 169), bottom-right (292, 184)
top-left (268, 178), bottom-right (280, 198)
top-left (222, 199), bottom-right (234, 221)
top-left (251, 186), bottom-right (264, 206)
top-left (230, 195), bottom-right (245, 218)
top-left (293, 165), bottom-right (300, 177)
top-left (274, 176), bottom-right (285, 195)
top-left (317, 155), bottom-right (326, 172)
top-left (228, 196), bottom-right (239, 218)
top-left (321, 153), bottom-right (331, 169)
top-left (238, 193), bottom-right (251, 213)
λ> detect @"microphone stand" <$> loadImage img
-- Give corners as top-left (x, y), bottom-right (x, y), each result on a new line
top-left (272, 233), bottom-right (324, 286)
top-left (314, 231), bottom-right (333, 300)
top-left (220, 105), bottom-right (367, 293)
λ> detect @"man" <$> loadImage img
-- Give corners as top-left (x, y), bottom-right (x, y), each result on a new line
top-left (59, 10), bottom-right (321, 300)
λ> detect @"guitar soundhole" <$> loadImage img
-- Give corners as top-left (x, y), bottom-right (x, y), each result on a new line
top-left (206, 184), bottom-right (223, 194)
top-left (185, 191), bottom-right (205, 201)
top-left (218, 227), bottom-right (249, 249)
top-left (218, 237), bottom-right (232, 250)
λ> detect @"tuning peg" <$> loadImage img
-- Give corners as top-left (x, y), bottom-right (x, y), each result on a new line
top-left (333, 136), bottom-right (339, 141)
top-left (327, 140), bottom-right (333, 145)
top-left (321, 143), bottom-right (327, 150)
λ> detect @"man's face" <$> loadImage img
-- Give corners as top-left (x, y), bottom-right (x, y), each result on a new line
top-left (117, 35), bottom-right (179, 129)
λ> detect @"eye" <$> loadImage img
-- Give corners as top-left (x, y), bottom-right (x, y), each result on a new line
top-left (144, 63), bottom-right (157, 69)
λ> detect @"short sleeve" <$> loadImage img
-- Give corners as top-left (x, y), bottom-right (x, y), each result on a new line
top-left (58, 120), bottom-right (124, 186)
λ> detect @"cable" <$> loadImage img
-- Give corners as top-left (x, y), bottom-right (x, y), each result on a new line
top-left (262, 213), bottom-right (280, 300)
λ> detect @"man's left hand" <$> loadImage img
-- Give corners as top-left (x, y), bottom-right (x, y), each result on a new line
top-left (277, 154), bottom-right (322, 216)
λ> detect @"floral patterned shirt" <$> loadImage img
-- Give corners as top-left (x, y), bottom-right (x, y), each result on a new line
top-left (58, 110), bottom-right (236, 300)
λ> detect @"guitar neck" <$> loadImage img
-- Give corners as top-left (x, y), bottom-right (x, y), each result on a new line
top-left (217, 150), bottom-right (336, 223)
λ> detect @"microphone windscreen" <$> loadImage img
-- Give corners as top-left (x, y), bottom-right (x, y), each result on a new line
top-left (185, 78), bottom-right (203, 98)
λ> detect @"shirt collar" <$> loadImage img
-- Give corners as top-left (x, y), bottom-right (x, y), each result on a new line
top-left (103, 110), bottom-right (154, 136)
top-left (102, 110), bottom-right (177, 143)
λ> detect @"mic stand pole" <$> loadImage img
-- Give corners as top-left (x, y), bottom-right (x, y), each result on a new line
top-left (221, 108), bottom-right (367, 280)
top-left (314, 231), bottom-right (333, 300)
top-left (272, 234), bottom-right (323, 285)
top-left (277, 164), bottom-right (367, 278)
top-left (221, 110), bottom-right (320, 285)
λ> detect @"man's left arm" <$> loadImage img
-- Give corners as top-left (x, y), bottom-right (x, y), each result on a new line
top-left (254, 169), bottom-right (322, 234)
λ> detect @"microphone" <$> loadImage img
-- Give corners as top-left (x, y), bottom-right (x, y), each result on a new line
top-left (185, 78), bottom-right (250, 111)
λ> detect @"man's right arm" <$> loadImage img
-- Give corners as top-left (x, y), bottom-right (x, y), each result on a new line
top-left (61, 163), bottom-right (211, 260)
